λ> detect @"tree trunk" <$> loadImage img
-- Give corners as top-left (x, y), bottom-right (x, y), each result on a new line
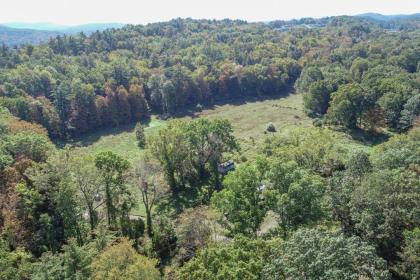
top-left (105, 183), bottom-right (113, 227)
top-left (87, 204), bottom-right (97, 237)
top-left (211, 161), bottom-right (221, 190)
top-left (146, 208), bottom-right (153, 237)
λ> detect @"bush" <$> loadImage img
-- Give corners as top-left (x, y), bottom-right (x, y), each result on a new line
top-left (195, 103), bottom-right (203, 112)
top-left (266, 122), bottom-right (276, 132)
top-left (312, 118), bottom-right (323, 127)
top-left (135, 123), bottom-right (146, 148)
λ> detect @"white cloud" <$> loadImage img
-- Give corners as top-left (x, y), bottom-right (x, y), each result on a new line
top-left (0, 0), bottom-right (418, 25)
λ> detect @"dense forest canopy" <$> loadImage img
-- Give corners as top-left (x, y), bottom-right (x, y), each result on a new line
top-left (0, 15), bottom-right (419, 280)
top-left (0, 16), bottom-right (418, 138)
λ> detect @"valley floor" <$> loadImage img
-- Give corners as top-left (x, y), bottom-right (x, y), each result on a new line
top-left (70, 93), bottom-right (311, 161)
top-left (68, 93), bottom-right (367, 216)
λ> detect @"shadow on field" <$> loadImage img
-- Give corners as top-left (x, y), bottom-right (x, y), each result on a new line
top-left (55, 116), bottom-right (153, 148)
top-left (55, 89), bottom-right (294, 148)
top-left (170, 88), bottom-right (294, 119)
top-left (344, 127), bottom-right (390, 146)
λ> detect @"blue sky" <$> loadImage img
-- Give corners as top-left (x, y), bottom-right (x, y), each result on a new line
top-left (1, 0), bottom-right (419, 25)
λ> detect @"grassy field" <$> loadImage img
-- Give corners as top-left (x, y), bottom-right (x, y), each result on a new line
top-left (67, 93), bottom-right (312, 215)
top-left (190, 93), bottom-right (311, 139)
top-left (68, 116), bottom-right (165, 163)
top-left (69, 93), bottom-right (311, 163)
top-left (186, 93), bottom-right (312, 157)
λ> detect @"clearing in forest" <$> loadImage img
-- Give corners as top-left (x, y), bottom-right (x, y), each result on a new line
top-left (69, 93), bottom-right (311, 216)
top-left (71, 93), bottom-right (311, 161)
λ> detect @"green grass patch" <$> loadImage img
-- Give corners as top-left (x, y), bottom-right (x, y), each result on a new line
top-left (187, 93), bottom-right (312, 158)
top-left (69, 94), bottom-right (311, 162)
top-left (66, 116), bottom-right (165, 163)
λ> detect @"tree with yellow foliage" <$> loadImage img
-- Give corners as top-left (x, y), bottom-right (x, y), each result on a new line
top-left (91, 238), bottom-right (160, 280)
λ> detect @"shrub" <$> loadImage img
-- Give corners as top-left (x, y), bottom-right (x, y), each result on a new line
top-left (266, 122), bottom-right (276, 132)
top-left (135, 123), bottom-right (146, 148)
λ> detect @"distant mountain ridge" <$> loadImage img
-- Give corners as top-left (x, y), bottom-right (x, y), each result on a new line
top-left (2, 22), bottom-right (69, 30)
top-left (0, 22), bottom-right (126, 46)
top-left (1, 13), bottom-right (419, 46)
top-left (0, 25), bottom-right (61, 46)
top-left (357, 12), bottom-right (420, 21)
top-left (1, 22), bottom-right (125, 33)
top-left (58, 23), bottom-right (126, 33)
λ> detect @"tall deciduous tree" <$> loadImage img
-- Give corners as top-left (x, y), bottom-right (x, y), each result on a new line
top-left (148, 74), bottom-right (164, 112)
top-left (128, 82), bottom-right (149, 121)
top-left (24, 151), bottom-right (87, 252)
top-left (131, 158), bottom-right (168, 237)
top-left (52, 81), bottom-right (71, 135)
top-left (327, 83), bottom-right (366, 129)
top-left (212, 160), bottom-right (267, 236)
top-left (148, 120), bottom-right (190, 193)
top-left (263, 229), bottom-right (390, 280)
top-left (185, 118), bottom-right (238, 189)
top-left (303, 80), bottom-right (332, 117)
top-left (265, 160), bottom-right (325, 237)
top-left (350, 169), bottom-right (420, 263)
top-left (399, 94), bottom-right (420, 132)
top-left (69, 80), bottom-right (97, 136)
top-left (295, 66), bottom-right (324, 93)
top-left (95, 151), bottom-right (131, 228)
top-left (175, 206), bottom-right (213, 264)
top-left (69, 155), bottom-right (102, 233)
top-left (106, 86), bottom-right (131, 126)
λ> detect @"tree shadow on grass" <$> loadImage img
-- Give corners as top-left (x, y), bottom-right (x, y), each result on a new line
top-left (155, 187), bottom-right (205, 217)
top-left (55, 116), bottom-right (153, 148)
top-left (345, 127), bottom-right (391, 146)
top-left (171, 88), bottom-right (295, 119)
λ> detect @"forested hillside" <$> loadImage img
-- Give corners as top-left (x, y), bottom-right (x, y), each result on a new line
top-left (0, 26), bottom-right (61, 47)
top-left (0, 16), bottom-right (419, 280)
top-left (0, 16), bottom-right (418, 139)
top-left (0, 23), bottom-right (125, 46)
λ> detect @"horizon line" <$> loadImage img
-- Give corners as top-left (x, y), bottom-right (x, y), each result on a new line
top-left (1, 11), bottom-right (419, 27)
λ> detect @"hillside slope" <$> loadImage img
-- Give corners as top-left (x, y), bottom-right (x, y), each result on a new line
top-left (0, 23), bottom-right (125, 46)
top-left (0, 25), bottom-right (60, 46)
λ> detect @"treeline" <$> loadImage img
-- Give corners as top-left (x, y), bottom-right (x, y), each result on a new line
top-left (300, 63), bottom-right (420, 132)
top-left (297, 18), bottom-right (419, 132)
